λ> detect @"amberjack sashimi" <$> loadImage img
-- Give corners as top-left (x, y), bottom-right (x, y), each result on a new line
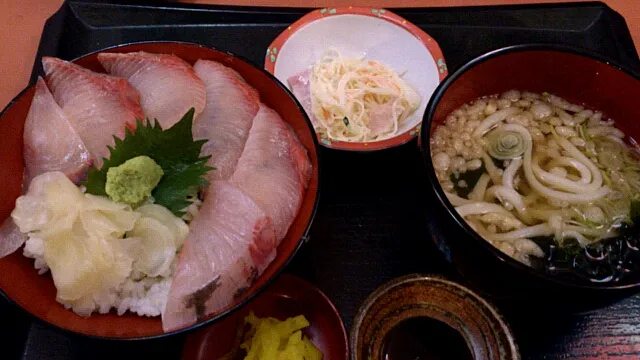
top-left (231, 104), bottom-right (312, 239)
top-left (42, 57), bottom-right (144, 166)
top-left (23, 77), bottom-right (92, 186)
top-left (98, 52), bottom-right (206, 129)
top-left (162, 181), bottom-right (277, 332)
top-left (192, 60), bottom-right (259, 182)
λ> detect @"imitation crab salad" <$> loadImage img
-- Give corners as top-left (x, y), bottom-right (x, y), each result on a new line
top-left (288, 49), bottom-right (421, 143)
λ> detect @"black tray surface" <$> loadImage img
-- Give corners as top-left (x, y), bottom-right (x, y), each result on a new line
top-left (4, 1), bottom-right (640, 359)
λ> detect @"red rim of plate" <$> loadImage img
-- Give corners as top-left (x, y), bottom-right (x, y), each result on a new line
top-left (264, 7), bottom-right (448, 151)
top-left (181, 274), bottom-right (349, 360)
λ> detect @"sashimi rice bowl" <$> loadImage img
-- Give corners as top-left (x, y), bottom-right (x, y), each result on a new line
top-left (0, 42), bottom-right (319, 339)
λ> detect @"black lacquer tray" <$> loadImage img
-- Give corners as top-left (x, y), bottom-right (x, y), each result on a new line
top-left (3, 1), bottom-right (640, 359)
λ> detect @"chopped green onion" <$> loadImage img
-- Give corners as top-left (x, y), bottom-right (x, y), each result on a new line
top-left (579, 123), bottom-right (591, 141)
top-left (602, 171), bottom-right (612, 187)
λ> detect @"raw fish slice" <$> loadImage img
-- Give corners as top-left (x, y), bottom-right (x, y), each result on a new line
top-left (192, 60), bottom-right (260, 181)
top-left (98, 52), bottom-right (206, 129)
top-left (287, 69), bottom-right (319, 127)
top-left (162, 181), bottom-right (277, 332)
top-left (230, 104), bottom-right (312, 239)
top-left (42, 57), bottom-right (144, 166)
top-left (23, 78), bottom-right (92, 186)
top-left (0, 218), bottom-right (28, 258)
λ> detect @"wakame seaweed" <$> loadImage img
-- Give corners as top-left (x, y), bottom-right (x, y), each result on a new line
top-left (629, 195), bottom-right (640, 225)
top-left (450, 164), bottom-right (486, 198)
top-left (530, 234), bottom-right (640, 284)
top-left (491, 157), bottom-right (508, 170)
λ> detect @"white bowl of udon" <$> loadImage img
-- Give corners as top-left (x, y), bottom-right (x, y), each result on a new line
top-left (265, 7), bottom-right (447, 151)
top-left (422, 44), bottom-right (640, 295)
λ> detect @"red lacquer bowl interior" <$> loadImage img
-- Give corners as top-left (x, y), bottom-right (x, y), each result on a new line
top-left (0, 42), bottom-right (320, 339)
top-left (422, 45), bottom-right (640, 288)
top-left (181, 274), bottom-right (348, 360)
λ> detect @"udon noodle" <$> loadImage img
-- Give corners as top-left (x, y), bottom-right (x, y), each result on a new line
top-left (430, 90), bottom-right (640, 282)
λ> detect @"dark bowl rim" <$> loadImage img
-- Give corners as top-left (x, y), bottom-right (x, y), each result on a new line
top-left (180, 273), bottom-right (349, 360)
top-left (348, 273), bottom-right (519, 360)
top-left (286, 275), bottom-right (350, 360)
top-left (0, 40), bottom-right (323, 341)
top-left (419, 43), bottom-right (640, 292)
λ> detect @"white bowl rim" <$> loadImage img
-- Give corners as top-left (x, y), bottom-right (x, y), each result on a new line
top-left (265, 7), bottom-right (448, 151)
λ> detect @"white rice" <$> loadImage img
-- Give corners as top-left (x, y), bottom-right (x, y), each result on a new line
top-left (23, 237), bottom-right (174, 318)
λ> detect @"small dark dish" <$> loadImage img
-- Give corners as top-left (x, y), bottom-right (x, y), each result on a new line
top-left (181, 274), bottom-right (348, 360)
top-left (350, 274), bottom-right (519, 360)
top-left (420, 44), bottom-right (640, 312)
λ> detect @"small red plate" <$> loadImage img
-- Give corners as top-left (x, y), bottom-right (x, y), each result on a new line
top-left (181, 274), bottom-right (348, 360)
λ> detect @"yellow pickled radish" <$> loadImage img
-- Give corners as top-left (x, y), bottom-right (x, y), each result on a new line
top-left (240, 312), bottom-right (323, 360)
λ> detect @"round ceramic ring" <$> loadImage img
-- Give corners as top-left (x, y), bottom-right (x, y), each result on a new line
top-left (350, 274), bottom-right (519, 360)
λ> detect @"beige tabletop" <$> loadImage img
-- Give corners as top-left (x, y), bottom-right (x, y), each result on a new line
top-left (1, 0), bottom-right (638, 109)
